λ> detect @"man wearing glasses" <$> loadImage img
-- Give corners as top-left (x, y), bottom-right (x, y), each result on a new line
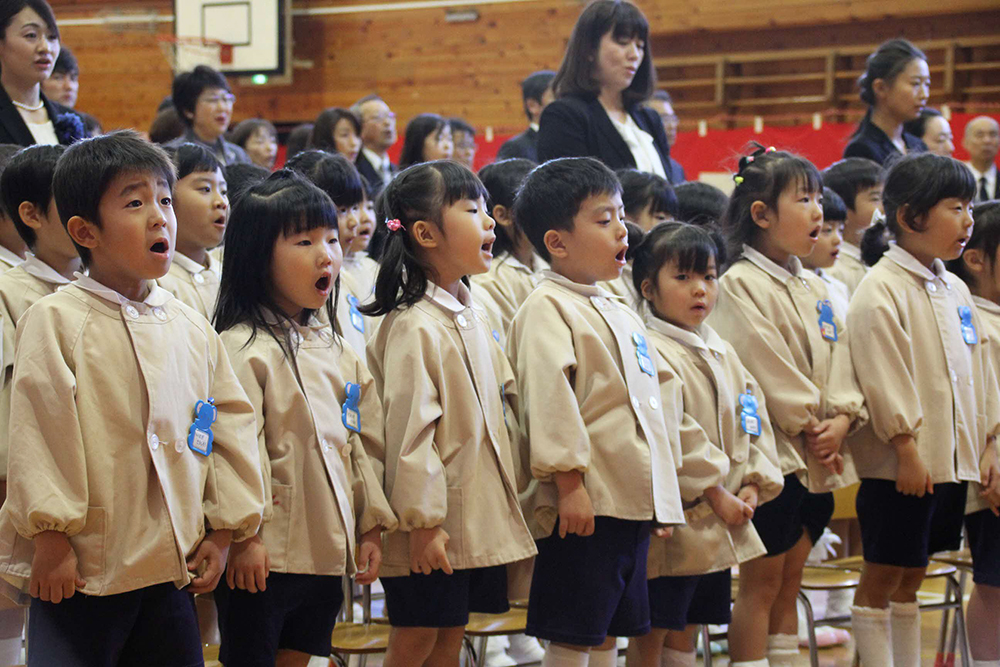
top-left (645, 90), bottom-right (686, 184)
top-left (166, 65), bottom-right (250, 165)
top-left (350, 94), bottom-right (398, 187)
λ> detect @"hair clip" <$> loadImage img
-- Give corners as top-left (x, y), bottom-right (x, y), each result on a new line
top-left (746, 156), bottom-right (755, 164)
top-left (733, 175), bottom-right (744, 185)
top-left (385, 218), bottom-right (403, 231)
top-left (766, 146), bottom-right (776, 153)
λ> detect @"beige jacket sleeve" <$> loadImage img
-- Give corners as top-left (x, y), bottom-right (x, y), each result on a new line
top-left (6, 303), bottom-right (88, 538)
top-left (847, 294), bottom-right (922, 442)
top-left (222, 333), bottom-right (274, 525)
top-left (713, 279), bottom-right (820, 438)
top-left (377, 323), bottom-right (448, 532)
top-left (201, 330), bottom-right (267, 542)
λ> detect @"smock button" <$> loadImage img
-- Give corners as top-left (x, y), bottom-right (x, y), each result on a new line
top-left (649, 397), bottom-right (659, 410)
top-left (630, 396), bottom-right (640, 410)
top-left (175, 439), bottom-right (186, 453)
top-left (321, 438), bottom-right (332, 451)
top-left (456, 314), bottom-right (468, 327)
top-left (319, 330), bottom-right (333, 343)
top-left (152, 307), bottom-right (167, 321)
top-left (193, 273), bottom-right (205, 284)
top-left (926, 281), bottom-right (937, 292)
top-left (148, 433), bottom-right (160, 451)
top-left (125, 305), bottom-right (139, 319)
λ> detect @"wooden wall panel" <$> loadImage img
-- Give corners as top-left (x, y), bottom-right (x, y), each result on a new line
top-left (45, 0), bottom-right (1000, 138)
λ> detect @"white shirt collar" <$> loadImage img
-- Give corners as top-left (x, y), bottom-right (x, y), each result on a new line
top-left (966, 162), bottom-right (998, 181)
top-left (973, 295), bottom-right (1000, 316)
top-left (529, 122), bottom-right (540, 133)
top-left (362, 146), bottom-right (389, 171)
top-left (884, 244), bottom-right (948, 284)
top-left (840, 242), bottom-right (862, 262)
top-left (0, 245), bottom-right (23, 268)
top-left (73, 273), bottom-right (173, 308)
top-left (645, 314), bottom-right (727, 355)
top-left (423, 281), bottom-right (473, 314)
top-left (171, 251), bottom-right (217, 276)
top-left (540, 270), bottom-right (615, 298)
top-left (20, 254), bottom-right (71, 285)
top-left (741, 244), bottom-right (804, 283)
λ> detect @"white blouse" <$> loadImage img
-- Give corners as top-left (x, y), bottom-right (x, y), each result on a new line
top-left (607, 112), bottom-right (666, 179)
top-left (17, 108), bottom-right (58, 145)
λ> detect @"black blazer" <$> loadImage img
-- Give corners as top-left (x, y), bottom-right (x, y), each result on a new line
top-left (843, 121), bottom-right (927, 166)
top-left (0, 84), bottom-right (73, 146)
top-left (537, 94), bottom-right (676, 182)
top-left (496, 128), bottom-right (539, 162)
top-left (356, 151), bottom-right (398, 189)
top-left (666, 156), bottom-right (686, 184)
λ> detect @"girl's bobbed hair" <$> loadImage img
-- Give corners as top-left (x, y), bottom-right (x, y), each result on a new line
top-left (631, 221), bottom-right (726, 310)
top-left (947, 200), bottom-right (1000, 288)
top-left (860, 152), bottom-right (976, 264)
top-left (360, 160), bottom-right (488, 317)
top-left (720, 143), bottom-right (822, 266)
top-left (215, 169), bottom-right (340, 356)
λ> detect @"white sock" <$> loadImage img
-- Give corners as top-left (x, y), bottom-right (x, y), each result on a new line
top-left (728, 660), bottom-right (771, 667)
top-left (889, 602), bottom-right (920, 667)
top-left (852, 605), bottom-right (893, 667)
top-left (541, 643), bottom-right (590, 667)
top-left (765, 633), bottom-right (799, 666)
top-left (588, 647), bottom-right (618, 667)
top-left (660, 646), bottom-right (696, 666)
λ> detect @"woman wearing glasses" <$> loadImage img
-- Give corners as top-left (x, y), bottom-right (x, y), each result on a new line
top-left (166, 65), bottom-right (250, 165)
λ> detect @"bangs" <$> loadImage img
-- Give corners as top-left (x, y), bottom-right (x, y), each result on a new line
top-left (665, 228), bottom-right (720, 275)
top-left (435, 160), bottom-right (489, 207)
top-left (938, 157), bottom-right (977, 202)
top-left (172, 143), bottom-right (223, 181)
top-left (649, 185), bottom-right (679, 217)
top-left (280, 187), bottom-right (339, 237)
top-left (609, 2), bottom-right (649, 42)
top-left (777, 157), bottom-right (823, 196)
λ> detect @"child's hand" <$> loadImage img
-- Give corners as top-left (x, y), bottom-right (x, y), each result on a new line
top-left (704, 485), bottom-right (753, 526)
top-left (979, 445), bottom-right (1000, 516)
top-left (894, 438), bottom-right (933, 497)
top-left (409, 527), bottom-right (452, 575)
top-left (805, 415), bottom-right (851, 457)
top-left (355, 527), bottom-right (384, 585)
top-left (187, 529), bottom-right (232, 595)
top-left (554, 470), bottom-right (595, 538)
top-left (30, 531), bottom-right (86, 603)
top-left (737, 484), bottom-right (760, 511)
top-left (652, 525), bottom-right (673, 539)
top-left (226, 534), bottom-right (269, 593)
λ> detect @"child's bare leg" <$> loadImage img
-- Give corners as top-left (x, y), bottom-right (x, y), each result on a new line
top-left (384, 626), bottom-right (439, 667)
top-left (728, 553), bottom-right (786, 661)
top-left (423, 626), bottom-right (466, 667)
top-left (968, 583), bottom-right (1000, 661)
top-left (626, 628), bottom-right (669, 667)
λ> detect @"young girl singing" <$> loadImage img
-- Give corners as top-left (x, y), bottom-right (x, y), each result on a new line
top-left (360, 160), bottom-right (535, 667)
top-left (850, 154), bottom-right (1000, 667)
top-left (628, 222), bottom-right (784, 667)
top-left (709, 145), bottom-right (866, 667)
top-left (213, 171), bottom-right (397, 667)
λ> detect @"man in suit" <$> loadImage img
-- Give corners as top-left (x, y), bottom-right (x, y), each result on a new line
top-left (644, 90), bottom-right (686, 184)
top-left (964, 116), bottom-right (1000, 201)
top-left (351, 95), bottom-right (398, 188)
top-left (496, 71), bottom-right (555, 162)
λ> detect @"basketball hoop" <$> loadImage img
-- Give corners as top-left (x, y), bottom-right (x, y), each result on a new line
top-left (157, 36), bottom-right (234, 73)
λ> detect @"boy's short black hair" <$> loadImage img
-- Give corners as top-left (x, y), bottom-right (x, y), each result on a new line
top-left (224, 162), bottom-right (270, 210)
top-left (285, 150), bottom-right (365, 208)
top-left (513, 157), bottom-right (621, 262)
top-left (53, 130), bottom-right (176, 266)
top-left (821, 186), bottom-right (847, 224)
top-left (167, 142), bottom-right (224, 181)
top-left (674, 181), bottom-right (728, 226)
top-left (171, 65), bottom-right (232, 127)
top-left (616, 168), bottom-right (678, 220)
top-left (822, 157), bottom-right (885, 212)
top-left (521, 71), bottom-right (556, 120)
top-left (52, 45), bottom-right (78, 76)
top-left (0, 144), bottom-right (23, 220)
top-left (0, 145), bottom-right (65, 248)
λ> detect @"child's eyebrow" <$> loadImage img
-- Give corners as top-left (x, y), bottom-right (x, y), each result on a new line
top-left (118, 182), bottom-right (149, 197)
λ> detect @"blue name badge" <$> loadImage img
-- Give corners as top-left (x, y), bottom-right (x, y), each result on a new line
top-left (738, 389), bottom-right (761, 436)
top-left (817, 299), bottom-right (838, 342)
top-left (347, 295), bottom-right (365, 334)
top-left (632, 331), bottom-right (655, 377)
top-left (342, 382), bottom-right (362, 433)
top-left (188, 398), bottom-right (217, 456)
top-left (959, 305), bottom-right (978, 345)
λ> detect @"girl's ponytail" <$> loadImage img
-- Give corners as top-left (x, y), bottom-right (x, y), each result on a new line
top-left (860, 215), bottom-right (890, 266)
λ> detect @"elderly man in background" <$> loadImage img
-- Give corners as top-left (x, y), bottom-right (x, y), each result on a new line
top-left (964, 115), bottom-right (1000, 201)
top-left (352, 94), bottom-right (398, 187)
top-left (645, 90), bottom-right (686, 183)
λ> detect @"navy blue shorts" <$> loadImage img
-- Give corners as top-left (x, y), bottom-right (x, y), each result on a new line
top-left (753, 473), bottom-right (833, 556)
top-left (648, 569), bottom-right (732, 630)
top-left (214, 572), bottom-right (344, 664)
top-left (857, 479), bottom-right (967, 568)
top-left (966, 508), bottom-right (1000, 587)
top-left (27, 582), bottom-right (202, 667)
top-left (382, 564), bottom-right (509, 627)
top-left (527, 517), bottom-right (651, 646)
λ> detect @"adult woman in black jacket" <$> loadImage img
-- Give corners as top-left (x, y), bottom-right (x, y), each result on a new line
top-left (537, 0), bottom-right (675, 182)
top-left (0, 0), bottom-right (83, 147)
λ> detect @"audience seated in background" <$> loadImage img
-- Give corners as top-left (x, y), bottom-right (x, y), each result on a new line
top-left (497, 70), bottom-right (555, 162)
top-left (41, 45), bottom-right (78, 109)
top-left (228, 118), bottom-right (278, 170)
top-left (645, 90), bottom-right (686, 183)
top-left (964, 115), bottom-right (999, 201)
top-left (902, 108), bottom-right (953, 157)
top-left (311, 107), bottom-right (362, 163)
top-left (351, 94), bottom-right (398, 186)
top-left (450, 117), bottom-right (477, 169)
top-left (165, 64), bottom-right (250, 165)
top-left (398, 113), bottom-right (452, 169)
top-left (285, 122), bottom-right (313, 161)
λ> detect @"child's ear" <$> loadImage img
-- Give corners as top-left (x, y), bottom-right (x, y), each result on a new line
top-left (410, 219), bottom-right (440, 250)
top-left (896, 205), bottom-right (921, 235)
top-left (543, 229), bottom-right (568, 259)
top-left (963, 248), bottom-right (987, 279)
top-left (492, 204), bottom-right (514, 228)
top-left (66, 215), bottom-right (100, 251)
top-left (640, 277), bottom-right (656, 302)
top-left (750, 200), bottom-right (772, 229)
top-left (17, 202), bottom-right (44, 231)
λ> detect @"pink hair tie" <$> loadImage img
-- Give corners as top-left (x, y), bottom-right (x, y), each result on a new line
top-left (385, 218), bottom-right (403, 231)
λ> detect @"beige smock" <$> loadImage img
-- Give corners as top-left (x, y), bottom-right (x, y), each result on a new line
top-left (506, 271), bottom-right (685, 540)
top-left (222, 319), bottom-right (396, 575)
top-left (708, 246), bottom-right (866, 493)
top-left (367, 283), bottom-right (535, 576)
top-left (969, 295), bottom-right (1000, 513)
top-left (470, 253), bottom-right (548, 333)
top-left (827, 242), bottom-right (867, 297)
top-left (847, 245), bottom-right (1000, 484)
top-left (0, 276), bottom-right (265, 596)
top-left (645, 317), bottom-right (784, 577)
top-left (0, 247), bottom-right (22, 274)
top-left (157, 251), bottom-right (220, 322)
